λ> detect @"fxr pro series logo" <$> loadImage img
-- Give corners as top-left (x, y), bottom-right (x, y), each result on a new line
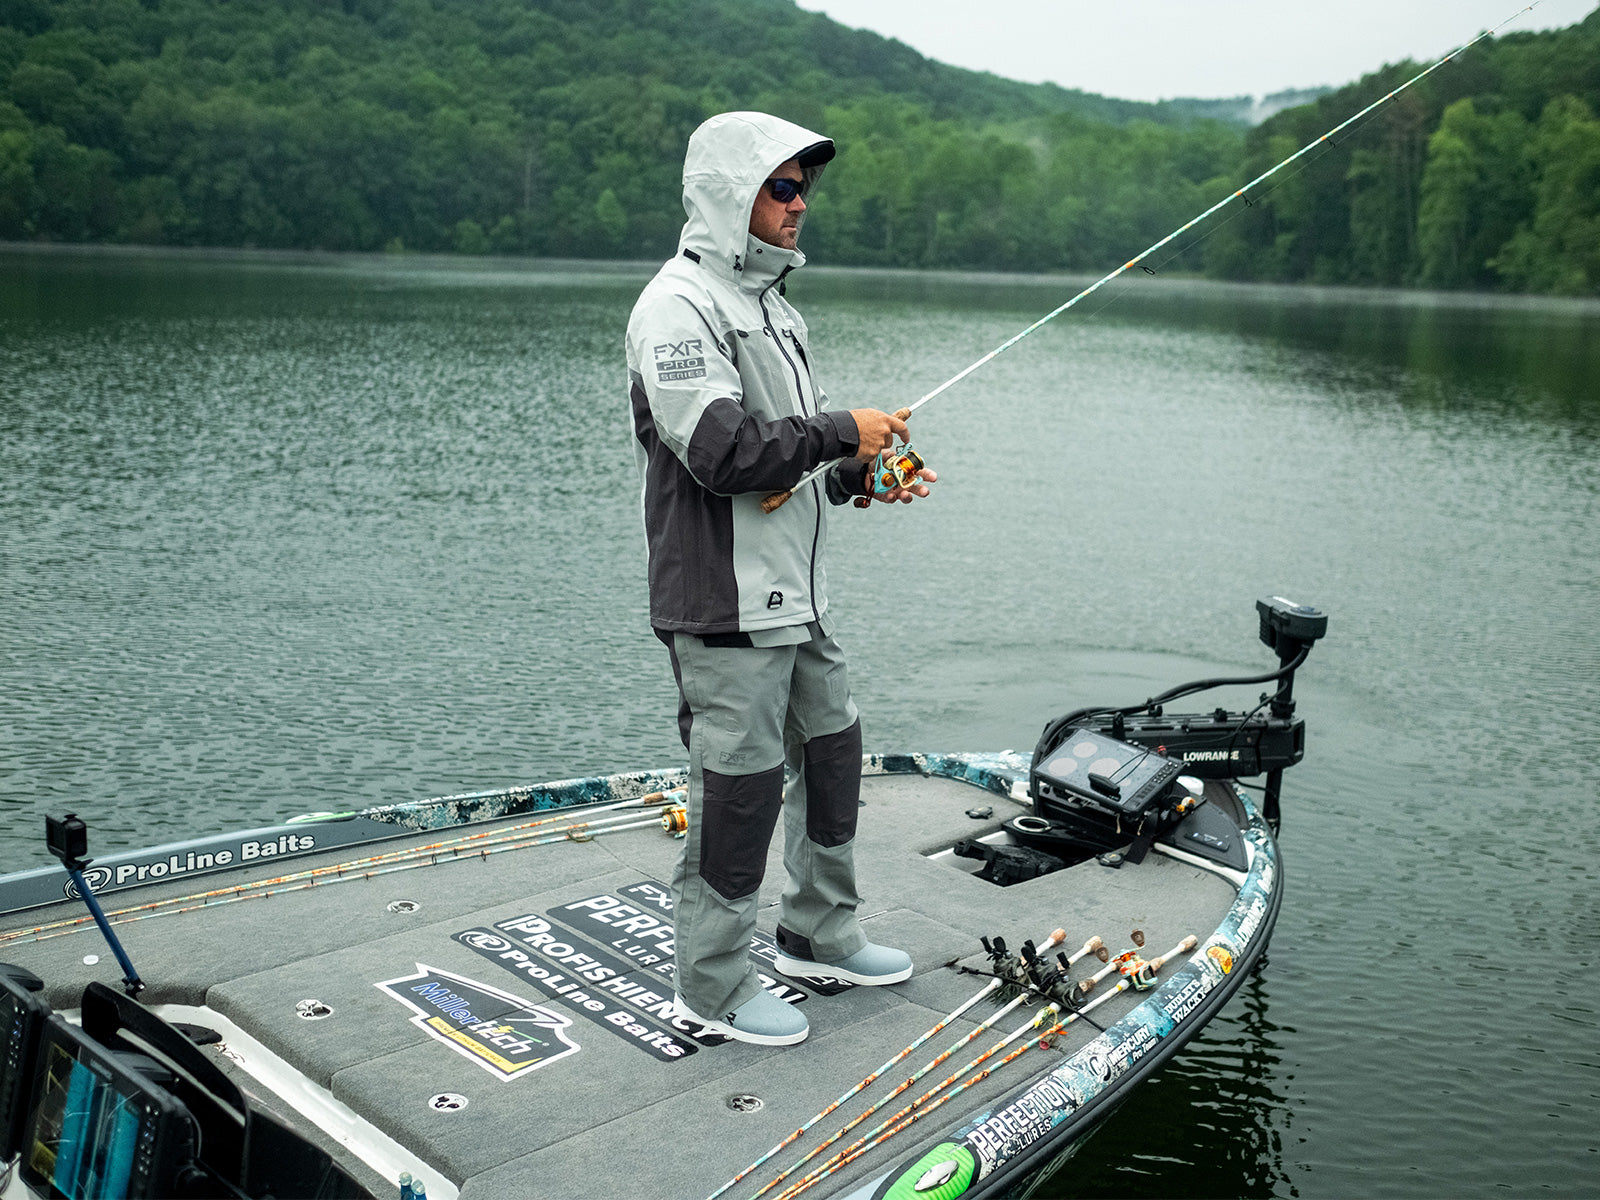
top-left (653, 339), bottom-right (706, 381)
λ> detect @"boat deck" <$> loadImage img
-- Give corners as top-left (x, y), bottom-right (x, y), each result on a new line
top-left (0, 765), bottom-right (1244, 1200)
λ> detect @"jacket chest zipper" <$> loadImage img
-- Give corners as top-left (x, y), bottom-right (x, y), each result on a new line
top-left (759, 289), bottom-right (823, 624)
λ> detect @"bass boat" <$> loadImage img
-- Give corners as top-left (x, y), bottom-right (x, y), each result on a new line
top-left (0, 597), bottom-right (1325, 1200)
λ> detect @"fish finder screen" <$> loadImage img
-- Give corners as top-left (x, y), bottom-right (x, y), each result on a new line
top-left (26, 1040), bottom-right (149, 1200)
top-left (2, 978), bottom-right (46, 1160)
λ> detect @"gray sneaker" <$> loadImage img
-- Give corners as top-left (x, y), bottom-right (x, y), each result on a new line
top-left (673, 990), bottom-right (809, 1046)
top-left (774, 927), bottom-right (913, 986)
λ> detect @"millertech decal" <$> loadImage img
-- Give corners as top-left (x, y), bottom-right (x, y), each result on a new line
top-left (375, 963), bottom-right (580, 1081)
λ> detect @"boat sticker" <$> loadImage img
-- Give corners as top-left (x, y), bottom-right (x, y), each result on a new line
top-left (454, 924), bottom-right (705, 1062)
top-left (375, 963), bottom-right (580, 1081)
top-left (937, 821), bottom-right (1281, 1185)
top-left (879, 1143), bottom-right (977, 1200)
top-left (961, 1076), bottom-right (1082, 1172)
top-left (549, 882), bottom-right (851, 995)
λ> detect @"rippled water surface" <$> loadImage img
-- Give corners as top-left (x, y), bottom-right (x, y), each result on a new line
top-left (3, 247), bottom-right (1597, 1196)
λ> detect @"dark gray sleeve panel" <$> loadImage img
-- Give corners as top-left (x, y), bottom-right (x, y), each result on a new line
top-left (825, 458), bottom-right (871, 505)
top-left (631, 376), bottom-right (741, 633)
top-left (685, 400), bottom-right (856, 495)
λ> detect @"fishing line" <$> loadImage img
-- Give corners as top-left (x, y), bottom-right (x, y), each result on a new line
top-left (761, 3), bottom-right (1542, 513)
top-left (1120, 83), bottom-right (1429, 290)
top-left (1046, 32), bottom-right (1497, 328)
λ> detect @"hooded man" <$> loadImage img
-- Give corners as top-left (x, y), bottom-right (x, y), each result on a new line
top-left (626, 111), bottom-right (933, 1045)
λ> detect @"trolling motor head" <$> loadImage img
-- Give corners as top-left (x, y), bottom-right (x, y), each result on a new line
top-left (1257, 595), bottom-right (1329, 654)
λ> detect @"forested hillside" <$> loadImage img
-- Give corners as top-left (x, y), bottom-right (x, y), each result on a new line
top-left (1200, 10), bottom-right (1600, 293)
top-left (2, 0), bottom-right (1597, 293)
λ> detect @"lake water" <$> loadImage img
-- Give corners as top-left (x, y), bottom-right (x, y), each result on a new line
top-left (2, 246), bottom-right (1597, 1196)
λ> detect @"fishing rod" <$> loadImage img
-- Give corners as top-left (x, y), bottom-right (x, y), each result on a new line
top-left (759, 2), bottom-right (1543, 517)
top-left (707, 928), bottom-right (1092, 1200)
top-left (82, 809), bottom-right (686, 932)
top-left (781, 935), bottom-right (1200, 1200)
top-left (742, 967), bottom-right (1056, 1199)
top-left (746, 931), bottom-right (1142, 1200)
top-left (1, 792), bottom-right (686, 946)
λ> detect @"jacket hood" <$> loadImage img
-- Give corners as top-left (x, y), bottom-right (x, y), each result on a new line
top-left (678, 111), bottom-right (834, 288)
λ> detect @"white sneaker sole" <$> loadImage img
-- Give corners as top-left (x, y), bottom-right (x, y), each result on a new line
top-left (671, 997), bottom-right (808, 1046)
top-left (772, 953), bottom-right (913, 986)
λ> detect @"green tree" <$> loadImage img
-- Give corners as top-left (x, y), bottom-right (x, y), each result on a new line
top-left (1493, 95), bottom-right (1600, 294)
top-left (593, 186), bottom-right (626, 249)
top-left (1417, 99), bottom-right (1530, 288)
top-left (452, 217), bottom-right (488, 254)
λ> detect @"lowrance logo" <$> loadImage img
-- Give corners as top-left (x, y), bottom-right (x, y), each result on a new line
top-left (1182, 750), bottom-right (1239, 762)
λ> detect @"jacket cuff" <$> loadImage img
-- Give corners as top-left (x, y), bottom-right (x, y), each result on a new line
top-left (826, 457), bottom-right (872, 504)
top-left (824, 409), bottom-right (859, 459)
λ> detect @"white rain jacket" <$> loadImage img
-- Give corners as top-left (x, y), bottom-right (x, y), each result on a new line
top-left (627, 112), bottom-right (865, 636)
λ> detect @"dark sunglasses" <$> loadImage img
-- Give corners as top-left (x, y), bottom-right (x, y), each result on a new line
top-left (763, 176), bottom-right (806, 203)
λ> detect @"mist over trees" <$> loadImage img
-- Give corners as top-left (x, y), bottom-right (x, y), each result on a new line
top-left (2, 0), bottom-right (1596, 294)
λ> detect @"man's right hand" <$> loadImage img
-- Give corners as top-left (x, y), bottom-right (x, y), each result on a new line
top-left (849, 409), bottom-right (909, 461)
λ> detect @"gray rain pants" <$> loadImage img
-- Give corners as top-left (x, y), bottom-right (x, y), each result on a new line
top-left (661, 623), bottom-right (867, 1020)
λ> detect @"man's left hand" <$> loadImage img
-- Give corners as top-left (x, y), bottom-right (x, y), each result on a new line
top-left (873, 467), bottom-right (937, 504)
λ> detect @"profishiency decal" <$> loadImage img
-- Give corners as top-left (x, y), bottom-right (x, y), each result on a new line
top-left (547, 882), bottom-right (838, 996)
top-left (454, 924), bottom-right (705, 1062)
top-left (375, 963), bottom-right (580, 1080)
top-left (452, 879), bottom-right (829, 1063)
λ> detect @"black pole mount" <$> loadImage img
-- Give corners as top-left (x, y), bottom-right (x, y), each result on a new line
top-left (46, 813), bottom-right (145, 998)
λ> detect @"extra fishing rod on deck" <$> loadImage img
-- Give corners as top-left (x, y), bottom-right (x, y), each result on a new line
top-left (760, 2), bottom-right (1545, 515)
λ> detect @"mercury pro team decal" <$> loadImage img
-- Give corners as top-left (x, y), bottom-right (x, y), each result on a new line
top-left (375, 963), bottom-right (579, 1080)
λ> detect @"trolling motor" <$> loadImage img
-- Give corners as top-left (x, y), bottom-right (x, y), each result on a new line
top-left (1029, 597), bottom-right (1329, 849)
top-left (47, 812), bottom-right (145, 997)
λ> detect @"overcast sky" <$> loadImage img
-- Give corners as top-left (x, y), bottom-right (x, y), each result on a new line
top-left (795, 1), bottom-right (1598, 102)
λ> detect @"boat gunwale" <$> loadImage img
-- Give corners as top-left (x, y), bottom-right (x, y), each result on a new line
top-left (854, 783), bottom-right (1282, 1199)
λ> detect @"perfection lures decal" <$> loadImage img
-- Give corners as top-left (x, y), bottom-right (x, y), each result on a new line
top-left (549, 880), bottom-right (849, 996)
top-left (376, 963), bottom-right (580, 1081)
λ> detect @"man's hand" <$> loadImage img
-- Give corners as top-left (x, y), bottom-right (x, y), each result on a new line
top-left (849, 409), bottom-right (909, 461)
top-left (873, 467), bottom-right (937, 504)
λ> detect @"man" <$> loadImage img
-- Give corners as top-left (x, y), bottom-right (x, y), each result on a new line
top-left (625, 112), bottom-right (934, 1046)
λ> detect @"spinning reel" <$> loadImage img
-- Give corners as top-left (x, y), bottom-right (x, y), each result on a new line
top-left (852, 444), bottom-right (926, 508)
